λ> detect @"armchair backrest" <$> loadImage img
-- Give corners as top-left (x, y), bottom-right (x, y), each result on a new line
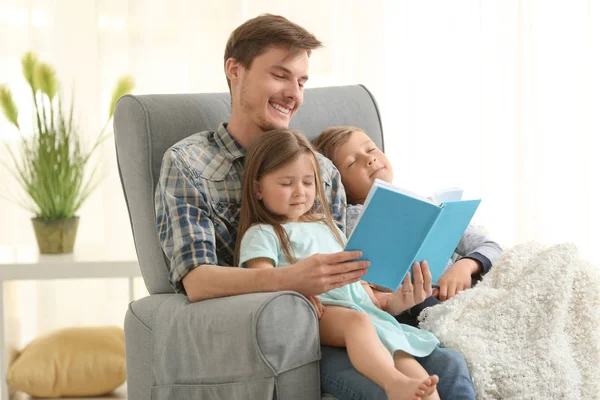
top-left (114, 85), bottom-right (384, 294)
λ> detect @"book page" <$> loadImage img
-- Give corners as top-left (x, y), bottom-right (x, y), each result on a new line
top-left (431, 187), bottom-right (463, 204)
top-left (370, 179), bottom-right (435, 205)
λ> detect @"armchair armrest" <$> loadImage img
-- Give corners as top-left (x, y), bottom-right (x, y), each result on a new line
top-left (144, 291), bottom-right (321, 385)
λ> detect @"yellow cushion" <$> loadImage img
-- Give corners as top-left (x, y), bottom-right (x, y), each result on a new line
top-left (7, 326), bottom-right (126, 398)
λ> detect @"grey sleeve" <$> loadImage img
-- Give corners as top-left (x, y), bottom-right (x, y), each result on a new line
top-left (455, 225), bottom-right (503, 274)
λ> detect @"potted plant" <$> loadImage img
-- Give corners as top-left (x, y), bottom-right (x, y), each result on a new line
top-left (0, 52), bottom-right (134, 254)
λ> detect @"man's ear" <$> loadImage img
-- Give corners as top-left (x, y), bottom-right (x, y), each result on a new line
top-left (225, 58), bottom-right (242, 84)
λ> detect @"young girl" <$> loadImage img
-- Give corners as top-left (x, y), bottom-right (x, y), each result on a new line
top-left (312, 126), bottom-right (503, 320)
top-left (235, 129), bottom-right (441, 400)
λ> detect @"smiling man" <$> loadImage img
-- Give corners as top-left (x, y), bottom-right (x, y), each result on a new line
top-left (155, 14), bottom-right (475, 400)
top-left (224, 43), bottom-right (306, 148)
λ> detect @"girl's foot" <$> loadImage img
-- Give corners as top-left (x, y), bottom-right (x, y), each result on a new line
top-left (385, 374), bottom-right (439, 400)
top-left (418, 375), bottom-right (439, 398)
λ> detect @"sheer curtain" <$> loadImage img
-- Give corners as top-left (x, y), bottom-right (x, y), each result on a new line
top-left (382, 0), bottom-right (600, 262)
top-left (0, 0), bottom-right (597, 350)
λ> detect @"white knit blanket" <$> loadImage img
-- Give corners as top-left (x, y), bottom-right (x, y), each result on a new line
top-left (419, 242), bottom-right (600, 400)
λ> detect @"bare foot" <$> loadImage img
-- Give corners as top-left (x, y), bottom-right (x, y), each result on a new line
top-left (418, 375), bottom-right (439, 399)
top-left (384, 374), bottom-right (439, 400)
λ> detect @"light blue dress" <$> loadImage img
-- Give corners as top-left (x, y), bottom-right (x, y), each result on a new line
top-left (238, 221), bottom-right (439, 357)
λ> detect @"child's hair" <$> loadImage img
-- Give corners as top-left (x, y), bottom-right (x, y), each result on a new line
top-left (234, 129), bottom-right (345, 267)
top-left (312, 126), bottom-right (362, 162)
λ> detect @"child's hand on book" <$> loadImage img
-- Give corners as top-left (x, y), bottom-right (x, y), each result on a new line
top-left (434, 259), bottom-right (479, 301)
top-left (385, 261), bottom-right (433, 316)
top-left (308, 296), bottom-right (325, 319)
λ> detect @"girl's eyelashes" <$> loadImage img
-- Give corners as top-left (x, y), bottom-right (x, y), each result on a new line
top-left (280, 181), bottom-right (314, 187)
top-left (368, 148), bottom-right (376, 153)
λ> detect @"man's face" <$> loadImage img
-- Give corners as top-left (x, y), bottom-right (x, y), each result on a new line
top-left (333, 130), bottom-right (394, 204)
top-left (256, 154), bottom-right (317, 222)
top-left (234, 46), bottom-right (309, 132)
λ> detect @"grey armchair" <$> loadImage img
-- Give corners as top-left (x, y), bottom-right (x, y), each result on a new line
top-left (114, 85), bottom-right (384, 400)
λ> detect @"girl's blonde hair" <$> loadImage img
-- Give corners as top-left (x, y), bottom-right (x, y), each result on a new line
top-left (234, 129), bottom-right (345, 267)
top-left (312, 126), bottom-right (363, 162)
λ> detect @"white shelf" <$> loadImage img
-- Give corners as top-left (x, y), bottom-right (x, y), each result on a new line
top-left (0, 245), bottom-right (141, 280)
top-left (0, 245), bottom-right (142, 400)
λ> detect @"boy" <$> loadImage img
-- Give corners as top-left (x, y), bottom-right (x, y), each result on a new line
top-left (313, 126), bottom-right (503, 323)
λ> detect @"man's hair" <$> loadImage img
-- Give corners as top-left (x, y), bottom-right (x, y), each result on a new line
top-left (224, 14), bottom-right (322, 91)
top-left (312, 126), bottom-right (362, 163)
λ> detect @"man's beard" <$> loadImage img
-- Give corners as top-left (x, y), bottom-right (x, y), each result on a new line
top-left (240, 79), bottom-right (288, 132)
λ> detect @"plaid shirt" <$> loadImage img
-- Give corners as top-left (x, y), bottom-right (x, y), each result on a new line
top-left (155, 123), bottom-right (348, 293)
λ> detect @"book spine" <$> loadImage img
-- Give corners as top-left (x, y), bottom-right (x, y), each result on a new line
top-left (410, 206), bottom-right (443, 268)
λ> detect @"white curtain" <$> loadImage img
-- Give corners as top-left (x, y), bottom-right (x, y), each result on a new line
top-left (382, 0), bottom-right (600, 262)
top-left (0, 0), bottom-right (598, 350)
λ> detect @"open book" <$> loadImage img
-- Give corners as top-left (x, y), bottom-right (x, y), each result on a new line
top-left (345, 179), bottom-right (481, 291)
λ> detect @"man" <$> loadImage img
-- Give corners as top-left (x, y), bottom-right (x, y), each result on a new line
top-left (155, 13), bottom-right (476, 400)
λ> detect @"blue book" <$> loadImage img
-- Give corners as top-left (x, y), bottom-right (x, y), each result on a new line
top-left (345, 179), bottom-right (481, 291)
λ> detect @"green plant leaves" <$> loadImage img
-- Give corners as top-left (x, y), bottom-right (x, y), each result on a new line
top-left (34, 63), bottom-right (59, 100)
top-left (0, 52), bottom-right (135, 220)
top-left (21, 51), bottom-right (38, 91)
top-left (108, 75), bottom-right (135, 119)
top-left (0, 85), bottom-right (19, 129)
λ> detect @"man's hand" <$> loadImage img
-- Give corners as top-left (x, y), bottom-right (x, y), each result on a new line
top-left (308, 296), bottom-right (325, 319)
top-left (283, 251), bottom-right (369, 297)
top-left (434, 258), bottom-right (479, 301)
top-left (384, 261), bottom-right (433, 316)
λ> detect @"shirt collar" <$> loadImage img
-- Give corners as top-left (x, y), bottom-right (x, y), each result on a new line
top-left (215, 123), bottom-right (246, 161)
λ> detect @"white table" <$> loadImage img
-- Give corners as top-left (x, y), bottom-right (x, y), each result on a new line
top-left (0, 245), bottom-right (142, 400)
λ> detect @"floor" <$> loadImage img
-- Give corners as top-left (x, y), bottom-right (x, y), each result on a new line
top-left (12, 384), bottom-right (127, 399)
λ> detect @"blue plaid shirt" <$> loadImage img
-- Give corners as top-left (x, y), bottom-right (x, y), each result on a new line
top-left (155, 123), bottom-right (348, 293)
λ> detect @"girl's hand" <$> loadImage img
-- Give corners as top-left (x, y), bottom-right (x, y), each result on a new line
top-left (308, 296), bottom-right (325, 319)
top-left (434, 258), bottom-right (478, 301)
top-left (385, 261), bottom-right (433, 316)
top-left (360, 281), bottom-right (382, 309)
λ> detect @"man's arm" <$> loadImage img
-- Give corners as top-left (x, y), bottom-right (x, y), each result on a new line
top-left (155, 148), bottom-right (220, 295)
top-left (183, 253), bottom-right (369, 302)
top-left (182, 265), bottom-right (282, 302)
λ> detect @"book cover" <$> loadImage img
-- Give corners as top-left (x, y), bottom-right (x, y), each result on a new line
top-left (345, 179), bottom-right (481, 291)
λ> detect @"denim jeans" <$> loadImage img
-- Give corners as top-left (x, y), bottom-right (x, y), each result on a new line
top-left (320, 345), bottom-right (475, 400)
